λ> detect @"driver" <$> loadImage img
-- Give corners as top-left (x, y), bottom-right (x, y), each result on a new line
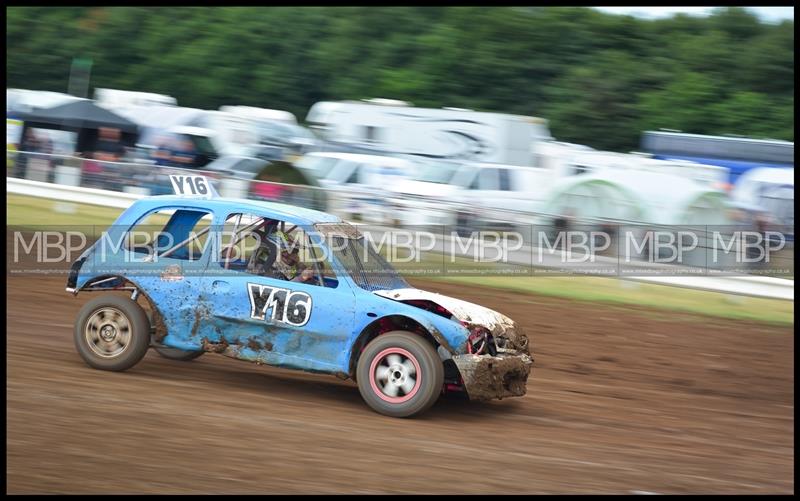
top-left (271, 231), bottom-right (317, 284)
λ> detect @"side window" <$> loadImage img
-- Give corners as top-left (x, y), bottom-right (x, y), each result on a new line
top-left (301, 229), bottom-right (339, 287)
top-left (217, 213), bottom-right (265, 267)
top-left (364, 126), bottom-right (382, 143)
top-left (298, 155), bottom-right (337, 179)
top-left (345, 163), bottom-right (361, 184)
top-left (329, 160), bottom-right (356, 183)
top-left (478, 168), bottom-right (500, 190)
top-left (126, 208), bottom-right (212, 261)
top-left (218, 213), bottom-right (338, 288)
top-left (498, 168), bottom-right (512, 191)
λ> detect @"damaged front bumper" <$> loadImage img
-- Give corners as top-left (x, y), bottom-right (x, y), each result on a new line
top-left (452, 352), bottom-right (533, 401)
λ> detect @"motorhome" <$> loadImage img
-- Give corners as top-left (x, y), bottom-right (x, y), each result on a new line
top-left (306, 99), bottom-right (552, 167)
top-left (219, 105), bottom-right (297, 124)
top-left (94, 88), bottom-right (177, 107)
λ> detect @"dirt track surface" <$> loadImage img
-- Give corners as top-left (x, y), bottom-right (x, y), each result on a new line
top-left (6, 276), bottom-right (794, 494)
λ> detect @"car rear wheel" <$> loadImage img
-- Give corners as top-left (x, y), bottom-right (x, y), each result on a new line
top-left (356, 331), bottom-right (444, 418)
top-left (74, 295), bottom-right (151, 371)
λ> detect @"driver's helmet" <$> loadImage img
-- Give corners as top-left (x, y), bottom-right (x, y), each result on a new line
top-left (268, 230), bottom-right (302, 262)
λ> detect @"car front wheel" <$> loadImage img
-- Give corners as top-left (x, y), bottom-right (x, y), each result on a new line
top-left (356, 331), bottom-right (444, 418)
top-left (74, 295), bottom-right (151, 371)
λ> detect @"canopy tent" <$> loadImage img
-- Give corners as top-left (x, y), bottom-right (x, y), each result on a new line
top-left (540, 170), bottom-right (733, 226)
top-left (540, 171), bottom-right (737, 268)
top-left (20, 100), bottom-right (139, 153)
top-left (539, 175), bottom-right (648, 223)
top-left (6, 89), bottom-right (87, 117)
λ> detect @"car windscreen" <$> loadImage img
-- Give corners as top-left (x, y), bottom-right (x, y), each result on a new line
top-left (257, 121), bottom-right (293, 142)
top-left (207, 156), bottom-right (241, 171)
top-left (297, 155), bottom-right (338, 179)
top-left (190, 135), bottom-right (217, 157)
top-left (237, 158), bottom-right (270, 174)
top-left (314, 223), bottom-right (409, 291)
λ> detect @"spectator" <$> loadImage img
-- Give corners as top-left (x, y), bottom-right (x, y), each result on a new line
top-left (14, 128), bottom-right (56, 180)
top-left (38, 132), bottom-right (54, 156)
top-left (13, 129), bottom-right (42, 178)
top-left (93, 127), bottom-right (126, 162)
top-left (171, 138), bottom-right (199, 169)
top-left (152, 134), bottom-right (176, 167)
top-left (91, 127), bottom-right (126, 190)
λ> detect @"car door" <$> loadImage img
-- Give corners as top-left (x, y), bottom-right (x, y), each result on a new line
top-left (198, 212), bottom-right (356, 374)
top-left (118, 206), bottom-right (214, 350)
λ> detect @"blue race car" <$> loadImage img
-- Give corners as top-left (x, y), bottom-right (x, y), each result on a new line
top-left (66, 175), bottom-right (533, 417)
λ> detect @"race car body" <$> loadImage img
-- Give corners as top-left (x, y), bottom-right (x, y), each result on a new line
top-left (67, 175), bottom-right (533, 417)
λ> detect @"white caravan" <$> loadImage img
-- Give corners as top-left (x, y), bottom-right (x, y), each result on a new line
top-left (94, 88), bottom-right (177, 107)
top-left (306, 99), bottom-right (552, 166)
top-left (731, 167), bottom-right (794, 227)
top-left (219, 105), bottom-right (298, 125)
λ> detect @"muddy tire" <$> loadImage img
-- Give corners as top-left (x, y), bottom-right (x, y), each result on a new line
top-left (356, 331), bottom-right (444, 418)
top-left (74, 295), bottom-right (151, 372)
top-left (153, 346), bottom-right (205, 361)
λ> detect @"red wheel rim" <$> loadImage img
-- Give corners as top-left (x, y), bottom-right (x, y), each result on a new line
top-left (368, 347), bottom-right (422, 404)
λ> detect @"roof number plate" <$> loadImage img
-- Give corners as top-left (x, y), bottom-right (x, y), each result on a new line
top-left (169, 175), bottom-right (218, 197)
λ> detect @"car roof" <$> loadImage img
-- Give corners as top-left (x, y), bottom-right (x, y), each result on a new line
top-left (130, 195), bottom-right (341, 225)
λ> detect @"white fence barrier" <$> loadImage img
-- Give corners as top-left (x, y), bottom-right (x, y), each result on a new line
top-left (8, 177), bottom-right (145, 209)
top-left (7, 177), bottom-right (794, 301)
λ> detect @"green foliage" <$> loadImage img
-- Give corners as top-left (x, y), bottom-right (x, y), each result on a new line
top-left (6, 7), bottom-right (794, 151)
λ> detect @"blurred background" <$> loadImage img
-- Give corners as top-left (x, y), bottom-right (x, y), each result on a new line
top-left (5, 6), bottom-right (795, 494)
top-left (6, 7), bottom-right (794, 248)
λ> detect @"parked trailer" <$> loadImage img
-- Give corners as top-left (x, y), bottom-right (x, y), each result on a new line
top-left (306, 99), bottom-right (552, 167)
top-left (641, 131), bottom-right (794, 184)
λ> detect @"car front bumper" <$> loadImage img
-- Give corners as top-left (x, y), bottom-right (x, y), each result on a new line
top-left (452, 352), bottom-right (533, 401)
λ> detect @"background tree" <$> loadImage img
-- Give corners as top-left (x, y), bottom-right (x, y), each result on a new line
top-left (6, 6), bottom-right (794, 151)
